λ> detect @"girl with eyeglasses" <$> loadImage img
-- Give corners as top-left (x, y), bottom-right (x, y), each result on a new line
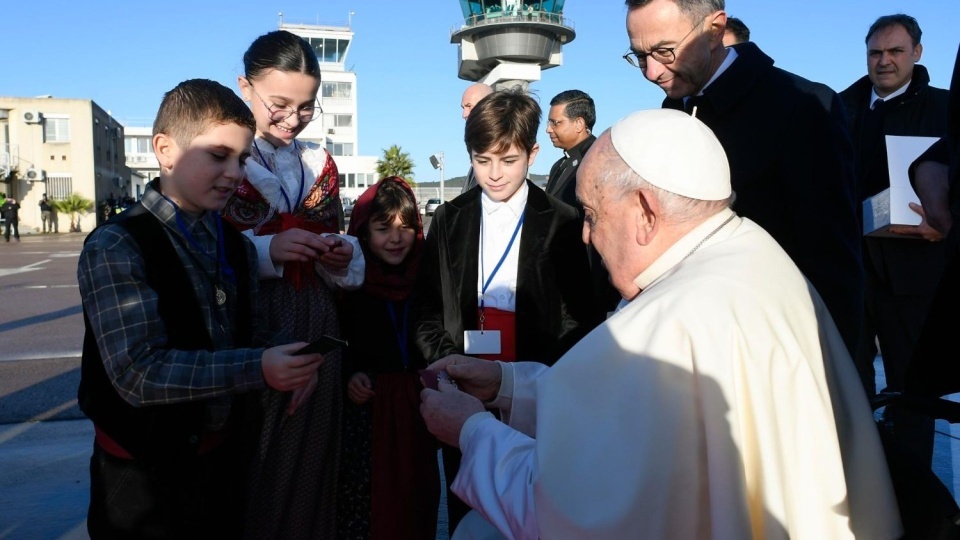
top-left (222, 29), bottom-right (364, 540)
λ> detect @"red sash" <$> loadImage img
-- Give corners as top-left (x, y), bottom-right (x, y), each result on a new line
top-left (94, 424), bottom-right (230, 460)
top-left (257, 212), bottom-right (332, 290)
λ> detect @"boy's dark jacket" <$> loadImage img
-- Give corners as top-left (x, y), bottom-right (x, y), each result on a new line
top-left (78, 203), bottom-right (252, 463)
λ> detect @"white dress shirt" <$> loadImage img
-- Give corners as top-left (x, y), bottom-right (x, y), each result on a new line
top-left (477, 182), bottom-right (528, 312)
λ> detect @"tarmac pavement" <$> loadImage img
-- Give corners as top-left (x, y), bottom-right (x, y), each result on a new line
top-left (0, 232), bottom-right (90, 539)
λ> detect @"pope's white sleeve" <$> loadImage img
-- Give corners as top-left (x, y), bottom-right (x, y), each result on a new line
top-left (489, 361), bottom-right (548, 437)
top-left (316, 233), bottom-right (364, 290)
top-left (244, 230), bottom-right (284, 279)
top-left (454, 412), bottom-right (540, 540)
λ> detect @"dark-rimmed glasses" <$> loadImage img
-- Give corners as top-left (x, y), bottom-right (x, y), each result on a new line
top-left (249, 85), bottom-right (322, 123)
top-left (623, 15), bottom-right (708, 69)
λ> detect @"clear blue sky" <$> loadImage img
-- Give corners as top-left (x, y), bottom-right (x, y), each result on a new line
top-left (2, 1), bottom-right (957, 183)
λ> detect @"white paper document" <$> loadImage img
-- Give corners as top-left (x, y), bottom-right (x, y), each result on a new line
top-left (862, 135), bottom-right (939, 236)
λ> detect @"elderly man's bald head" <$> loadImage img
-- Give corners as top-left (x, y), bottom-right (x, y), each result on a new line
top-left (461, 83), bottom-right (494, 120)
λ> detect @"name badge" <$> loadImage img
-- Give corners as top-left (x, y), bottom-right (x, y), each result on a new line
top-left (464, 330), bottom-right (501, 355)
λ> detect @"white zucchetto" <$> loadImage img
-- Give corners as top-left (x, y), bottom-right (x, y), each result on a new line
top-left (610, 109), bottom-right (732, 201)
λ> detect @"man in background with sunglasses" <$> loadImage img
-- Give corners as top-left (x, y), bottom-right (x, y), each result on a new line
top-left (624, 0), bottom-right (864, 360)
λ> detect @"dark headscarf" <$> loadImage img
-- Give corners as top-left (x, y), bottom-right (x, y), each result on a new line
top-left (347, 177), bottom-right (424, 302)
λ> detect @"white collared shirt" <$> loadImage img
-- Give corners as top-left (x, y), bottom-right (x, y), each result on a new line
top-left (683, 47), bottom-right (739, 111)
top-left (478, 182), bottom-right (528, 312)
top-left (870, 80), bottom-right (911, 109)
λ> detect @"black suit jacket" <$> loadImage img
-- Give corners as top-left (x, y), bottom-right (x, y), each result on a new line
top-left (413, 181), bottom-right (597, 365)
top-left (664, 42), bottom-right (864, 355)
top-left (546, 135), bottom-right (596, 214)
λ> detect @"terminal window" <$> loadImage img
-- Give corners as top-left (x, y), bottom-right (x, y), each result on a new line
top-left (322, 82), bottom-right (353, 99)
top-left (307, 37), bottom-right (350, 64)
top-left (323, 114), bottom-right (353, 127)
top-left (43, 117), bottom-right (70, 143)
top-left (326, 142), bottom-right (354, 156)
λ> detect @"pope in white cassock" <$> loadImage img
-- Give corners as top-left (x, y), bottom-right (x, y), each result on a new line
top-left (419, 109), bottom-right (903, 539)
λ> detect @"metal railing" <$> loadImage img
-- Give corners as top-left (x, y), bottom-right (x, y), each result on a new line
top-left (1, 144), bottom-right (19, 176)
top-left (451, 10), bottom-right (574, 37)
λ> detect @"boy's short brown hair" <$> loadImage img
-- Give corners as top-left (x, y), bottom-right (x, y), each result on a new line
top-left (464, 88), bottom-right (541, 156)
top-left (153, 78), bottom-right (255, 148)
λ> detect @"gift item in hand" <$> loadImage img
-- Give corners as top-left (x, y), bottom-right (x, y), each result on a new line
top-left (418, 369), bottom-right (457, 391)
top-left (293, 334), bottom-right (348, 356)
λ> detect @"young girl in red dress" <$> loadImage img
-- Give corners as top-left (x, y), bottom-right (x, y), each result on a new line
top-left (337, 177), bottom-right (439, 539)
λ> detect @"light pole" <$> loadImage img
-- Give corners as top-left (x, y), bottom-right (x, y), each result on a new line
top-left (348, 10), bottom-right (355, 27)
top-left (430, 152), bottom-right (444, 200)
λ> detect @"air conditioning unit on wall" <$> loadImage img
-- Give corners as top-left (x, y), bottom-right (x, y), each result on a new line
top-left (25, 167), bottom-right (45, 182)
top-left (22, 110), bottom-right (43, 124)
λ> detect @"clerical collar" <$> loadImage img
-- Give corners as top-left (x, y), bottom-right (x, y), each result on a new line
top-left (564, 135), bottom-right (594, 161)
top-left (870, 80), bottom-right (911, 109)
top-left (481, 180), bottom-right (528, 218)
top-left (633, 208), bottom-right (739, 291)
top-left (684, 47), bottom-right (738, 107)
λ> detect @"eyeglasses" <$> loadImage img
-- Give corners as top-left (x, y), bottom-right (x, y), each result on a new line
top-left (623, 15), bottom-right (708, 69)
top-left (249, 85), bottom-right (322, 123)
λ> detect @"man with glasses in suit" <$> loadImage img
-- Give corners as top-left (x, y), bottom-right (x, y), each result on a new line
top-left (623, 0), bottom-right (864, 359)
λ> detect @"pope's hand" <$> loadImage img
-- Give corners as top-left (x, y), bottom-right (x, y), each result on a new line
top-left (428, 354), bottom-right (502, 402)
top-left (420, 379), bottom-right (486, 448)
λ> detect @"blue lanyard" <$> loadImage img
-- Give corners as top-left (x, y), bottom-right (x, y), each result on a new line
top-left (253, 140), bottom-right (305, 213)
top-left (386, 300), bottom-right (410, 367)
top-left (479, 211), bottom-right (525, 315)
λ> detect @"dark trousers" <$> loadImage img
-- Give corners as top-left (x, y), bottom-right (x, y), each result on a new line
top-left (3, 220), bottom-right (18, 241)
top-left (855, 272), bottom-right (935, 396)
top-left (441, 443), bottom-right (471, 537)
top-left (87, 441), bottom-right (244, 539)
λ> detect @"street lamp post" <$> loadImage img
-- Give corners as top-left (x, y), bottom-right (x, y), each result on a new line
top-left (430, 152), bottom-right (444, 200)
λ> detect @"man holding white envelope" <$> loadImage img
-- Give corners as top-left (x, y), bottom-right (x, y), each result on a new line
top-left (839, 13), bottom-right (949, 398)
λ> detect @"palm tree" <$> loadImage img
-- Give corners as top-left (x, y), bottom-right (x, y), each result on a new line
top-left (50, 193), bottom-right (94, 232)
top-left (375, 145), bottom-right (415, 183)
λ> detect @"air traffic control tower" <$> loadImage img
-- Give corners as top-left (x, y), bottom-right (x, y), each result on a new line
top-left (451, 0), bottom-right (576, 92)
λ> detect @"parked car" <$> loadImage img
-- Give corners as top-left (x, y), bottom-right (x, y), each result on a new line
top-left (342, 197), bottom-right (354, 218)
top-left (425, 198), bottom-right (442, 216)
